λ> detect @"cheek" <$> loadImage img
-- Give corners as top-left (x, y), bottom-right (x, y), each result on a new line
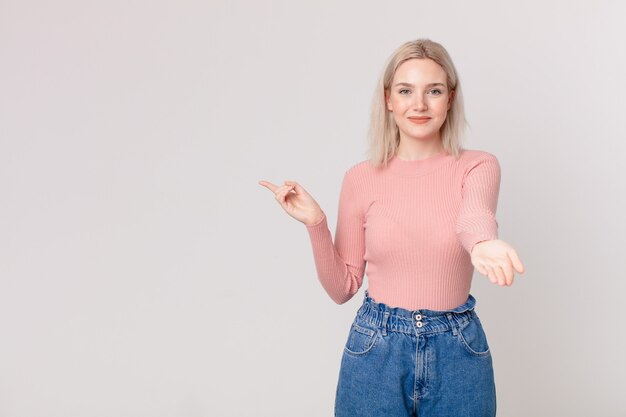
top-left (433, 103), bottom-right (450, 120)
top-left (433, 98), bottom-right (449, 112)
top-left (390, 102), bottom-right (409, 119)
top-left (391, 97), bottom-right (407, 111)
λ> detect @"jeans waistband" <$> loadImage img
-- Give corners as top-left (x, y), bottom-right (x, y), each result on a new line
top-left (356, 290), bottom-right (478, 336)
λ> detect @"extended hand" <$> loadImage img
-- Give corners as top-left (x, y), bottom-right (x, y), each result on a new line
top-left (470, 239), bottom-right (525, 286)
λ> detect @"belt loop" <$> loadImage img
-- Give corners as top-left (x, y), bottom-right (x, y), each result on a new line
top-left (446, 313), bottom-right (458, 336)
top-left (381, 311), bottom-right (389, 336)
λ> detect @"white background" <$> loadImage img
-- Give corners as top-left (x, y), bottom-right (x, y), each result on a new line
top-left (1, 1), bottom-right (625, 416)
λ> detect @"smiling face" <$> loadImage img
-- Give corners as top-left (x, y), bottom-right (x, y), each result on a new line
top-left (385, 58), bottom-right (454, 146)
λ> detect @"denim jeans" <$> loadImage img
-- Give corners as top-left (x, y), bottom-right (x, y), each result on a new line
top-left (335, 290), bottom-right (496, 417)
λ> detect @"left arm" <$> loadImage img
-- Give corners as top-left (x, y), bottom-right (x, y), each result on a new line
top-left (455, 154), bottom-right (525, 286)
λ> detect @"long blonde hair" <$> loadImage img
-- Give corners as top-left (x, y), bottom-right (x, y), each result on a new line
top-left (367, 39), bottom-right (468, 167)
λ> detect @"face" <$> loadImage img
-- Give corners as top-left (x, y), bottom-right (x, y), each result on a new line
top-left (385, 58), bottom-right (454, 144)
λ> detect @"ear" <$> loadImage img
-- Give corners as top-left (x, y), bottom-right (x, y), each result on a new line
top-left (384, 90), bottom-right (392, 111)
top-left (447, 89), bottom-right (455, 110)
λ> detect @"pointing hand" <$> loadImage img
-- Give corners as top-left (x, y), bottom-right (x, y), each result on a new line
top-left (258, 179), bottom-right (326, 226)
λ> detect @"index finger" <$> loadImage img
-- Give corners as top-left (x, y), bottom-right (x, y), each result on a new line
top-left (258, 180), bottom-right (279, 192)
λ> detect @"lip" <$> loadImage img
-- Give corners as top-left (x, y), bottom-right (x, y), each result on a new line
top-left (408, 117), bottom-right (431, 124)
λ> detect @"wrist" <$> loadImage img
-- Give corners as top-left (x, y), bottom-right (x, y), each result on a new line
top-left (306, 212), bottom-right (326, 227)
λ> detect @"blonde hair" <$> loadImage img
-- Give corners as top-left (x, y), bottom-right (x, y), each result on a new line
top-left (367, 38), bottom-right (468, 167)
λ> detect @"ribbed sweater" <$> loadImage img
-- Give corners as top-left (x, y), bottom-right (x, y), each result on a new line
top-left (305, 148), bottom-right (501, 311)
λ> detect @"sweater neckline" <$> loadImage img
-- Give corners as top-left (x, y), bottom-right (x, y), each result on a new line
top-left (385, 148), bottom-right (451, 177)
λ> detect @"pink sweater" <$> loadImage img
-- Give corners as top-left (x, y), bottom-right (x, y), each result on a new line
top-left (305, 148), bottom-right (501, 311)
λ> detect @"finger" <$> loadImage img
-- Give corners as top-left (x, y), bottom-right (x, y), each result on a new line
top-left (274, 186), bottom-right (290, 203)
top-left (483, 265), bottom-right (498, 284)
top-left (280, 184), bottom-right (294, 195)
top-left (276, 184), bottom-right (294, 195)
top-left (482, 265), bottom-right (497, 283)
top-left (258, 180), bottom-right (279, 192)
top-left (492, 265), bottom-right (507, 286)
top-left (276, 185), bottom-right (294, 204)
top-left (498, 266), bottom-right (510, 286)
top-left (503, 262), bottom-right (515, 285)
top-left (508, 249), bottom-right (525, 274)
top-left (284, 180), bottom-right (308, 197)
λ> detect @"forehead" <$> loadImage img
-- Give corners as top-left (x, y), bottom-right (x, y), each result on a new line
top-left (393, 58), bottom-right (447, 84)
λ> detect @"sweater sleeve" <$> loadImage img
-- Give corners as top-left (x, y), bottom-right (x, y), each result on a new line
top-left (304, 167), bottom-right (366, 304)
top-left (455, 153), bottom-right (501, 255)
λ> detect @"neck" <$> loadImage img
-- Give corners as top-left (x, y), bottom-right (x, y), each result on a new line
top-left (396, 139), bottom-right (444, 161)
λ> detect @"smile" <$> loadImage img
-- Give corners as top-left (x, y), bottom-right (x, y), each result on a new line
top-left (408, 118), bottom-right (431, 124)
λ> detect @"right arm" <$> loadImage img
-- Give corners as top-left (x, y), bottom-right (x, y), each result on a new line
top-left (305, 168), bottom-right (366, 304)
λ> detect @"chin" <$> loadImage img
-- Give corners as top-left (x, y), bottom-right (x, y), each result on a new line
top-left (405, 126), bottom-right (438, 136)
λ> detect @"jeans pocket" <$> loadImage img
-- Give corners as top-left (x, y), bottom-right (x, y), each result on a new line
top-left (456, 313), bottom-right (491, 357)
top-left (343, 318), bottom-right (380, 356)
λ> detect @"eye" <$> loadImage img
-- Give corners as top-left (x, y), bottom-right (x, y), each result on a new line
top-left (399, 89), bottom-right (410, 95)
top-left (430, 89), bottom-right (443, 95)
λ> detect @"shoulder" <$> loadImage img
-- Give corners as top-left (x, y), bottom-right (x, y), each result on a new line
top-left (457, 148), bottom-right (500, 173)
top-left (338, 160), bottom-right (375, 198)
top-left (458, 148), bottom-right (499, 164)
top-left (343, 159), bottom-right (375, 179)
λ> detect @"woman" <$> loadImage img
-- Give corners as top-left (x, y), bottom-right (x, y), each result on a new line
top-left (259, 38), bottom-right (525, 417)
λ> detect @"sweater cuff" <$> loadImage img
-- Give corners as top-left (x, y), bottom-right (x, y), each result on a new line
top-left (469, 238), bottom-right (495, 255)
top-left (457, 218), bottom-right (498, 255)
top-left (305, 212), bottom-right (329, 237)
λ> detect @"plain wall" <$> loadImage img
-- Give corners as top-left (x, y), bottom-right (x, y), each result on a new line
top-left (1, 0), bottom-right (624, 416)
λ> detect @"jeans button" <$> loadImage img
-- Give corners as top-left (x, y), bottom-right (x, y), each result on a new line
top-left (416, 321), bottom-right (423, 328)
top-left (415, 314), bottom-right (422, 320)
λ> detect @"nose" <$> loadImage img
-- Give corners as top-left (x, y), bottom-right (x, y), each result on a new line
top-left (412, 94), bottom-right (428, 111)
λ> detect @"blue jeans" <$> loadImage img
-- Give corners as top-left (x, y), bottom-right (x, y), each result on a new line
top-left (335, 290), bottom-right (496, 417)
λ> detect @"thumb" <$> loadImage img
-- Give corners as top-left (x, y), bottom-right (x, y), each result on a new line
top-left (284, 180), bottom-right (307, 195)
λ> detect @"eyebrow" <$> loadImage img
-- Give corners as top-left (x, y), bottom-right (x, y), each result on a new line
top-left (394, 82), bottom-right (447, 88)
